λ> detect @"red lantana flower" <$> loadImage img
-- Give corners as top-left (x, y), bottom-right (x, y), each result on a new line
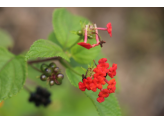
top-left (98, 58), bottom-right (107, 64)
top-left (78, 58), bottom-right (117, 103)
top-left (76, 23), bottom-right (112, 50)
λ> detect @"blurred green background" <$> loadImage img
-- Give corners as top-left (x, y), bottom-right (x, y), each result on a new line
top-left (0, 7), bottom-right (164, 116)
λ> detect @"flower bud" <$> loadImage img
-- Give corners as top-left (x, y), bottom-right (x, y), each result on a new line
top-left (77, 30), bottom-right (82, 36)
top-left (88, 35), bottom-right (93, 39)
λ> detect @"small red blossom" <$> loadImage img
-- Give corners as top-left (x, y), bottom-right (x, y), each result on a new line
top-left (83, 77), bottom-right (92, 90)
top-left (78, 82), bottom-right (86, 91)
top-left (109, 86), bottom-right (116, 93)
top-left (106, 22), bottom-right (112, 37)
top-left (107, 79), bottom-right (116, 93)
top-left (96, 76), bottom-right (106, 85)
top-left (98, 89), bottom-right (110, 98)
top-left (77, 42), bottom-right (92, 49)
top-left (108, 63), bottom-right (117, 78)
top-left (90, 83), bottom-right (97, 92)
top-left (98, 58), bottom-right (107, 64)
top-left (93, 77), bottom-right (103, 89)
top-left (94, 72), bottom-right (106, 78)
top-left (112, 63), bottom-right (117, 70)
top-left (97, 62), bottom-right (109, 69)
top-left (97, 97), bottom-right (105, 103)
top-left (93, 66), bottom-right (107, 77)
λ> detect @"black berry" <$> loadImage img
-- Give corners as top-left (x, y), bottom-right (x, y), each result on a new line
top-left (43, 99), bottom-right (51, 107)
top-left (28, 86), bottom-right (51, 107)
top-left (29, 93), bottom-right (36, 102)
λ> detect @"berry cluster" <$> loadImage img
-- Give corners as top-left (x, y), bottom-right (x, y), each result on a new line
top-left (40, 62), bottom-right (64, 86)
top-left (76, 22), bottom-right (112, 49)
top-left (78, 58), bottom-right (117, 103)
top-left (29, 86), bottom-right (51, 107)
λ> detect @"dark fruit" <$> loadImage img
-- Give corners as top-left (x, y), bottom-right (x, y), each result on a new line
top-left (57, 73), bottom-right (64, 80)
top-left (43, 99), bottom-right (51, 107)
top-left (35, 101), bottom-right (41, 107)
top-left (28, 87), bottom-right (51, 107)
top-left (29, 93), bottom-right (36, 102)
top-left (77, 30), bottom-right (82, 35)
top-left (44, 67), bottom-right (53, 76)
top-left (40, 64), bottom-right (48, 72)
top-left (55, 73), bottom-right (64, 85)
top-left (36, 87), bottom-right (42, 94)
top-left (49, 80), bottom-right (55, 86)
top-left (54, 67), bottom-right (60, 73)
top-left (49, 62), bottom-right (56, 69)
top-left (40, 74), bottom-right (47, 81)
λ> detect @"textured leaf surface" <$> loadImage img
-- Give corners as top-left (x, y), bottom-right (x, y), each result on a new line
top-left (0, 47), bottom-right (27, 102)
top-left (66, 67), bottom-right (121, 116)
top-left (0, 29), bottom-right (13, 48)
top-left (53, 8), bottom-right (89, 49)
top-left (48, 31), bottom-right (62, 48)
top-left (25, 39), bottom-right (70, 62)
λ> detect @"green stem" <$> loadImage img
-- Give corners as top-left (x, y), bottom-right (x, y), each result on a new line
top-left (30, 64), bottom-right (42, 73)
top-left (64, 37), bottom-right (82, 51)
top-left (59, 59), bottom-right (82, 76)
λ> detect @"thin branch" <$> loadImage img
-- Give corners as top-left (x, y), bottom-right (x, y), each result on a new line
top-left (24, 85), bottom-right (32, 93)
top-left (27, 56), bottom-right (60, 64)
top-left (30, 64), bottom-right (42, 73)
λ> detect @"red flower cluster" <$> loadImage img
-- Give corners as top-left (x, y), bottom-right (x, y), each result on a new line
top-left (77, 23), bottom-right (112, 50)
top-left (78, 58), bottom-right (117, 103)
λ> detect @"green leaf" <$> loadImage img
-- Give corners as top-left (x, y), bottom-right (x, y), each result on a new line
top-left (0, 29), bottom-right (13, 48)
top-left (71, 41), bottom-right (101, 64)
top-left (66, 67), bottom-right (121, 116)
top-left (0, 47), bottom-right (27, 102)
top-left (25, 39), bottom-right (70, 62)
top-left (48, 31), bottom-right (62, 48)
top-left (52, 8), bottom-right (89, 49)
